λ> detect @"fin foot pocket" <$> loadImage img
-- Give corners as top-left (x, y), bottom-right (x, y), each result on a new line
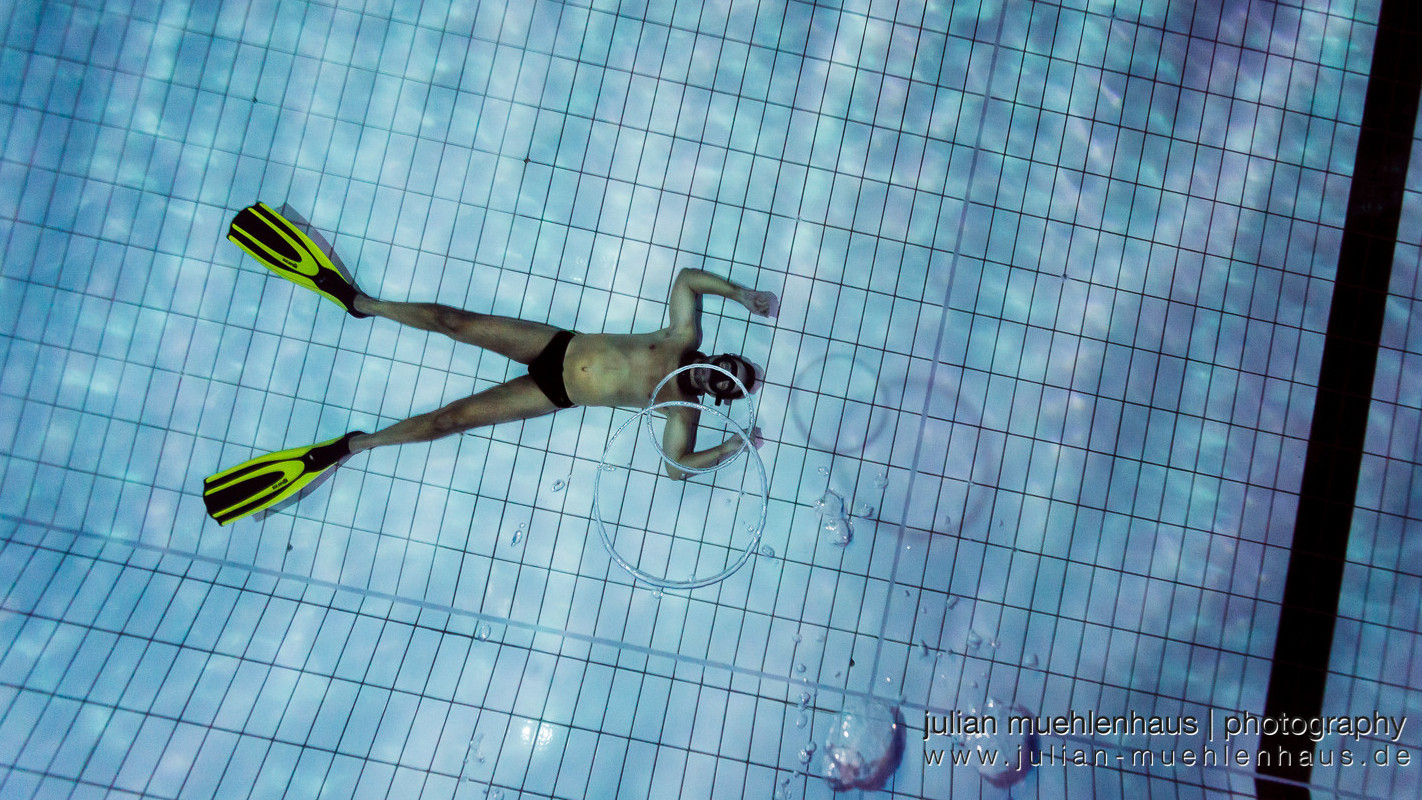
top-left (227, 202), bottom-right (371, 318)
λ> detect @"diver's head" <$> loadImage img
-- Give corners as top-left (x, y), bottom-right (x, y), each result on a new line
top-left (680, 352), bottom-right (759, 405)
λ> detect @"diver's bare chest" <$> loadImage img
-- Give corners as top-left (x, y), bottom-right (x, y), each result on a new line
top-left (563, 332), bottom-right (689, 406)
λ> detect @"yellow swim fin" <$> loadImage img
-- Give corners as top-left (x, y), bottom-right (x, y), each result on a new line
top-left (203, 432), bottom-right (363, 525)
top-left (227, 202), bottom-right (370, 318)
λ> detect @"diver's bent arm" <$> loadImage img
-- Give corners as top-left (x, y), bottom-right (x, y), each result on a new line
top-left (667, 438), bottom-right (743, 480)
top-left (668, 269), bottom-right (740, 329)
top-left (669, 268), bottom-right (778, 329)
top-left (662, 406), bottom-right (699, 480)
top-left (665, 429), bottom-right (763, 481)
top-left (675, 268), bottom-right (744, 300)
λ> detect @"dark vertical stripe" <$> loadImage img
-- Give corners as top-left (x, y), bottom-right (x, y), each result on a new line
top-left (1257, 3), bottom-right (1422, 798)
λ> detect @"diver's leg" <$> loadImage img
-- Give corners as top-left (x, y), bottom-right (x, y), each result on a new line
top-left (353, 296), bottom-right (561, 364)
top-left (349, 376), bottom-right (559, 453)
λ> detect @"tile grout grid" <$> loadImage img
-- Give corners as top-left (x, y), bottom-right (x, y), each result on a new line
top-left (1, 0), bottom-right (1419, 799)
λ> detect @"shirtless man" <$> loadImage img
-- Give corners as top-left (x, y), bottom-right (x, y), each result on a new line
top-left (347, 268), bottom-right (778, 479)
top-left (205, 203), bottom-right (776, 526)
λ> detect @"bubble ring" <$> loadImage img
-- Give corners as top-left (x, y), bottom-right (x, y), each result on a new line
top-left (593, 364), bottom-right (768, 590)
top-left (641, 363), bottom-right (759, 474)
top-left (593, 401), bottom-right (768, 589)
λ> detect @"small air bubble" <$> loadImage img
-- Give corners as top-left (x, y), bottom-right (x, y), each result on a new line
top-left (466, 734), bottom-right (486, 765)
top-left (551, 478), bottom-right (567, 492)
top-left (795, 663), bottom-right (807, 674)
top-left (823, 516), bottom-right (852, 546)
top-left (798, 742), bottom-right (817, 764)
top-left (814, 489), bottom-right (844, 517)
top-left (1026, 654), bottom-right (1040, 668)
top-left (759, 544), bottom-right (776, 558)
top-left (476, 623), bottom-right (492, 641)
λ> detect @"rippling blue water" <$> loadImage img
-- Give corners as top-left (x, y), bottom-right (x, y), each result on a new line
top-left (0, 1), bottom-right (1414, 798)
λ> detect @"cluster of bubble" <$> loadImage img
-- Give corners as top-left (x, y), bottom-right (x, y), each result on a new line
top-left (820, 696), bottom-right (905, 792)
top-left (592, 363), bottom-right (769, 590)
top-left (461, 733), bottom-right (485, 778)
top-left (461, 733), bottom-right (505, 799)
top-left (815, 487), bottom-right (853, 546)
top-left (972, 699), bottom-right (1038, 789)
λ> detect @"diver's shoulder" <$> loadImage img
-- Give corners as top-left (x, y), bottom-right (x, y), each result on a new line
top-left (659, 322), bottom-right (701, 351)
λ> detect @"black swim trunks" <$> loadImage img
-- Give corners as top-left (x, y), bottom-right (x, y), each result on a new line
top-left (528, 330), bottom-right (577, 408)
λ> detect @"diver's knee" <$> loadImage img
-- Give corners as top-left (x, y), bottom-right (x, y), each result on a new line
top-left (434, 306), bottom-right (484, 339)
top-left (433, 307), bottom-right (461, 336)
top-left (431, 406), bottom-right (474, 436)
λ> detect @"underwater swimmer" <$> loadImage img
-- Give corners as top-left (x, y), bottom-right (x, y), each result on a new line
top-left (204, 203), bottom-right (777, 524)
